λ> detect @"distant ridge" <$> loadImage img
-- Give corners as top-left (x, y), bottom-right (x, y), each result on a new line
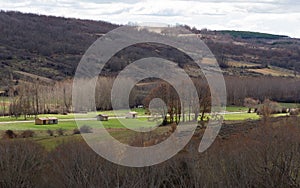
top-left (217, 30), bottom-right (289, 39)
top-left (0, 10), bottom-right (300, 89)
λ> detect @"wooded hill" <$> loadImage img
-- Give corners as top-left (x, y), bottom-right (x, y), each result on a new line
top-left (1, 11), bottom-right (300, 89)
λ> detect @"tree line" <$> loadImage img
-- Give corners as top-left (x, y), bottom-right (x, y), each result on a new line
top-left (1, 76), bottom-right (300, 120)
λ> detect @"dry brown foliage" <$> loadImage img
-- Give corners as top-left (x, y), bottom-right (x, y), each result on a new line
top-left (0, 118), bottom-right (300, 187)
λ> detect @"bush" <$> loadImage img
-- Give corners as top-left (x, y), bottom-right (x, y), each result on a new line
top-left (3, 130), bottom-right (17, 139)
top-left (80, 125), bottom-right (93, 134)
top-left (47, 141), bottom-right (108, 187)
top-left (290, 108), bottom-right (299, 116)
top-left (46, 129), bottom-right (54, 136)
top-left (257, 99), bottom-right (281, 123)
top-left (56, 128), bottom-right (65, 136)
top-left (0, 140), bottom-right (46, 187)
top-left (73, 128), bottom-right (80, 135)
top-left (19, 130), bottom-right (35, 138)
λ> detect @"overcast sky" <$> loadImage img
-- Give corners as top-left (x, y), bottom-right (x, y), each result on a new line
top-left (1, 0), bottom-right (300, 38)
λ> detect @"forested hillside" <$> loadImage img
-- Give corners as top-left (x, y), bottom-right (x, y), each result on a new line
top-left (1, 11), bottom-right (300, 89)
top-left (0, 11), bottom-right (117, 86)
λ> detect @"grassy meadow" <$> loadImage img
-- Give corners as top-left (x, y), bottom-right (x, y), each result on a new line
top-left (0, 104), bottom-right (295, 151)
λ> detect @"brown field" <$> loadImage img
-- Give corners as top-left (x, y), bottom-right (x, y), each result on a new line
top-left (249, 67), bottom-right (295, 77)
top-left (227, 60), bottom-right (260, 68)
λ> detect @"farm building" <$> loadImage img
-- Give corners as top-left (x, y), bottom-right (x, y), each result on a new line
top-left (97, 114), bottom-right (109, 121)
top-left (126, 111), bottom-right (138, 119)
top-left (35, 117), bottom-right (58, 125)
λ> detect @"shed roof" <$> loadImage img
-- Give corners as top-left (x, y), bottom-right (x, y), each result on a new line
top-left (36, 117), bottom-right (58, 120)
top-left (98, 114), bottom-right (109, 117)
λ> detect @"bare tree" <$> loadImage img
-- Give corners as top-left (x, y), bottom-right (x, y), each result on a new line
top-left (257, 99), bottom-right (281, 123)
top-left (244, 97), bottom-right (260, 113)
top-left (0, 140), bottom-right (46, 188)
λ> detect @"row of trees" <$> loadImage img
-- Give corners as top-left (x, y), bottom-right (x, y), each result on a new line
top-left (226, 76), bottom-right (300, 105)
top-left (143, 79), bottom-right (211, 124)
top-left (3, 77), bottom-right (135, 119)
top-left (6, 79), bottom-right (72, 119)
top-left (2, 75), bottom-right (300, 120)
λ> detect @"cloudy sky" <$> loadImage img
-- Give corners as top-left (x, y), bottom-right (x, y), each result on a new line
top-left (1, 0), bottom-right (300, 38)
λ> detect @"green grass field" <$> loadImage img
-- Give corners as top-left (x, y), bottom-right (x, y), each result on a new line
top-left (0, 112), bottom-right (290, 132)
top-left (225, 106), bottom-right (249, 112)
top-left (0, 106), bottom-right (293, 151)
top-left (0, 117), bottom-right (161, 131)
top-left (224, 113), bottom-right (259, 121)
top-left (279, 103), bottom-right (300, 108)
top-left (0, 121), bottom-right (77, 131)
top-left (29, 124), bottom-right (172, 151)
top-left (0, 105), bottom-right (294, 130)
top-left (0, 108), bottom-right (146, 122)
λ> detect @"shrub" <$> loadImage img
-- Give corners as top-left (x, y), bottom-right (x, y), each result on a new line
top-left (80, 125), bottom-right (93, 133)
top-left (3, 130), bottom-right (17, 139)
top-left (290, 108), bottom-right (299, 116)
top-left (281, 107), bottom-right (289, 113)
top-left (257, 99), bottom-right (281, 123)
top-left (56, 128), bottom-right (65, 136)
top-left (46, 129), bottom-right (54, 136)
top-left (244, 97), bottom-right (260, 113)
top-left (73, 128), bottom-right (80, 135)
top-left (19, 130), bottom-right (35, 138)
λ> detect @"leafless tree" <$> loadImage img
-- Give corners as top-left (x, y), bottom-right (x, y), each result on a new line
top-left (244, 97), bottom-right (260, 113)
top-left (0, 140), bottom-right (46, 188)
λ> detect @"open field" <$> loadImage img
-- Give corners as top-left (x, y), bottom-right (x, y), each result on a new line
top-left (224, 113), bottom-right (259, 121)
top-left (1, 112), bottom-right (290, 131)
top-left (225, 106), bottom-right (248, 112)
top-left (279, 102), bottom-right (300, 108)
top-left (0, 107), bottom-right (146, 122)
top-left (227, 60), bottom-right (260, 68)
top-left (249, 67), bottom-right (296, 77)
top-left (0, 105), bottom-right (295, 129)
top-left (0, 119), bottom-right (171, 150)
top-left (0, 102), bottom-right (295, 152)
top-left (1, 115), bottom-right (298, 151)
top-left (0, 120), bottom-right (77, 131)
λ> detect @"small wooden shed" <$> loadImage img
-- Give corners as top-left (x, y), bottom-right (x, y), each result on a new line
top-left (127, 111), bottom-right (138, 119)
top-left (35, 117), bottom-right (58, 125)
top-left (0, 90), bottom-right (5, 96)
top-left (97, 114), bottom-right (109, 121)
